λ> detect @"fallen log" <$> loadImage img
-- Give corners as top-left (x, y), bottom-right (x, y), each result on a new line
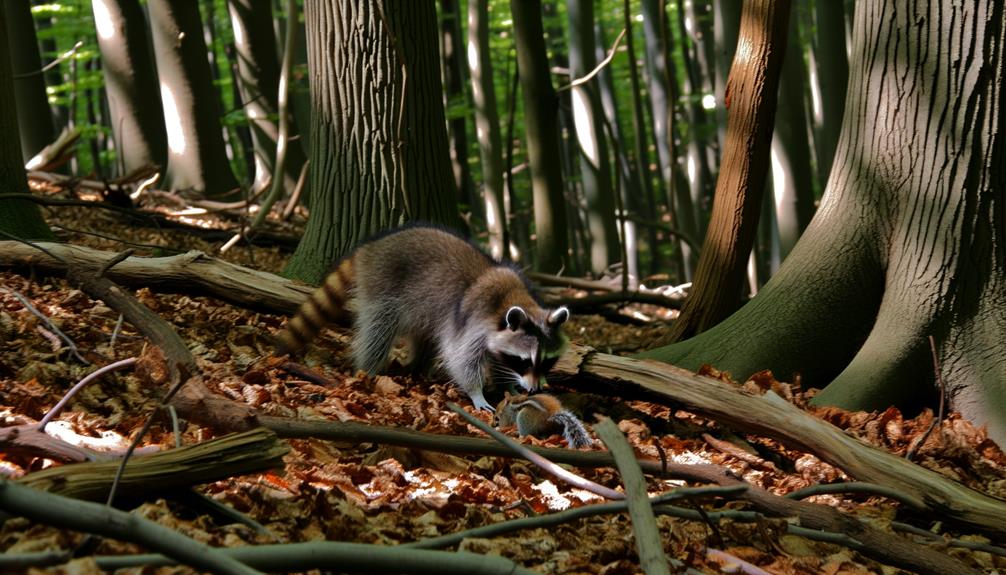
top-left (551, 345), bottom-right (1006, 537)
top-left (0, 241), bottom-right (309, 314)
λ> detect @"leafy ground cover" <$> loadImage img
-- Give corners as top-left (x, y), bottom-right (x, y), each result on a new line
top-left (1, 198), bottom-right (1004, 574)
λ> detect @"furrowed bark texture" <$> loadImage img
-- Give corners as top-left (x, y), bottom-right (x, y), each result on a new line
top-left (645, 0), bottom-right (1006, 444)
top-left (666, 0), bottom-right (791, 342)
top-left (284, 1), bottom-right (458, 285)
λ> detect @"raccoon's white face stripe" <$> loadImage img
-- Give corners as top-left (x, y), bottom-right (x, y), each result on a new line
top-left (487, 331), bottom-right (538, 361)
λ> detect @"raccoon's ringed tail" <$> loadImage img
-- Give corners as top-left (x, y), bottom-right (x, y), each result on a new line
top-left (277, 260), bottom-right (353, 355)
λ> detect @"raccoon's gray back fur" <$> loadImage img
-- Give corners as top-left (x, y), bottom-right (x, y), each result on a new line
top-left (276, 226), bottom-right (569, 411)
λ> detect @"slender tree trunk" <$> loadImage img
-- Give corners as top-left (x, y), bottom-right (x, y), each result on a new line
top-left (665, 0), bottom-right (792, 342)
top-left (85, 58), bottom-right (105, 175)
top-left (0, 3), bottom-right (53, 240)
top-left (439, 0), bottom-right (475, 217)
top-left (35, 16), bottom-right (68, 134)
top-left (676, 0), bottom-right (715, 228)
top-left (645, 0), bottom-right (1006, 446)
top-left (596, 22), bottom-right (641, 283)
top-left (92, 0), bottom-right (168, 175)
top-left (203, 0), bottom-right (248, 181)
top-left (227, 0), bottom-right (308, 196)
top-left (641, 0), bottom-right (697, 279)
top-left (622, 0), bottom-right (663, 277)
top-left (811, 0), bottom-right (849, 192)
top-left (567, 0), bottom-right (618, 274)
top-left (511, 0), bottom-right (569, 273)
top-left (541, 0), bottom-right (582, 272)
top-left (5, 0), bottom-right (54, 163)
top-left (224, 42), bottom-right (256, 185)
top-left (467, 0), bottom-right (507, 259)
top-left (770, 16), bottom-right (815, 259)
top-left (148, 0), bottom-right (239, 196)
top-left (284, 1), bottom-right (459, 285)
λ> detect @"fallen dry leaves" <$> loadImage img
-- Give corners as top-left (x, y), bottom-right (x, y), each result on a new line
top-left (1, 215), bottom-right (1005, 573)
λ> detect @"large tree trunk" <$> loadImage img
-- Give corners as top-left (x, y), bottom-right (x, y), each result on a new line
top-left (5, 0), bottom-right (54, 164)
top-left (644, 0), bottom-right (1006, 445)
top-left (226, 0), bottom-right (308, 196)
top-left (0, 3), bottom-right (53, 240)
top-left (467, 0), bottom-right (507, 260)
top-left (148, 0), bottom-right (239, 197)
top-left (92, 0), bottom-right (168, 175)
top-left (511, 0), bottom-right (569, 273)
top-left (283, 1), bottom-right (458, 285)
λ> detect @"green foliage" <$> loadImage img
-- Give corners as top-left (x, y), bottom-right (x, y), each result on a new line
top-left (20, 0), bottom-right (827, 281)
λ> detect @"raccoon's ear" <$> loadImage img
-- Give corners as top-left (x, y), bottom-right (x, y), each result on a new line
top-left (505, 306), bottom-right (527, 331)
top-left (548, 306), bottom-right (569, 326)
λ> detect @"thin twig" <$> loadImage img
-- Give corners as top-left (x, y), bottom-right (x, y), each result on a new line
top-left (785, 481), bottom-right (926, 511)
top-left (0, 229), bottom-right (66, 263)
top-left (281, 159), bottom-right (310, 220)
top-left (891, 521), bottom-right (1006, 558)
top-left (0, 288), bottom-right (88, 364)
top-left (14, 41), bottom-right (84, 79)
top-left (907, 335), bottom-right (946, 461)
top-left (97, 250), bottom-right (134, 278)
top-left (556, 28), bottom-right (627, 93)
top-left (38, 358), bottom-right (138, 429)
top-left (447, 403), bottom-right (623, 500)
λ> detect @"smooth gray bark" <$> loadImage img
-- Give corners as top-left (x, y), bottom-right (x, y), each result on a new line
top-left (227, 0), bottom-right (308, 196)
top-left (467, 0), bottom-right (507, 259)
top-left (511, 0), bottom-right (569, 273)
top-left (595, 22), bottom-right (640, 283)
top-left (641, 0), bottom-right (696, 279)
top-left (770, 16), bottom-right (815, 260)
top-left (92, 0), bottom-right (168, 175)
top-left (148, 0), bottom-right (239, 196)
top-left (567, 0), bottom-right (618, 274)
top-left (811, 0), bottom-right (848, 193)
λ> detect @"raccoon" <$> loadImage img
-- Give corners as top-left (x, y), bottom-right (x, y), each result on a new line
top-left (277, 226), bottom-right (569, 411)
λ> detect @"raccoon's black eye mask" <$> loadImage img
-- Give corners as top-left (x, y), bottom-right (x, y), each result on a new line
top-left (498, 353), bottom-right (533, 373)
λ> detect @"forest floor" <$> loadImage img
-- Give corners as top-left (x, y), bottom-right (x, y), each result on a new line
top-left (1, 192), bottom-right (1005, 574)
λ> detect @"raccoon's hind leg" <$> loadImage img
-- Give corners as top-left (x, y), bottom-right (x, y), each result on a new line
top-left (350, 306), bottom-right (400, 374)
top-left (403, 334), bottom-right (437, 376)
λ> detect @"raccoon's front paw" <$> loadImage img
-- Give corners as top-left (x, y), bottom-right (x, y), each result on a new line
top-left (469, 392), bottom-right (495, 413)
